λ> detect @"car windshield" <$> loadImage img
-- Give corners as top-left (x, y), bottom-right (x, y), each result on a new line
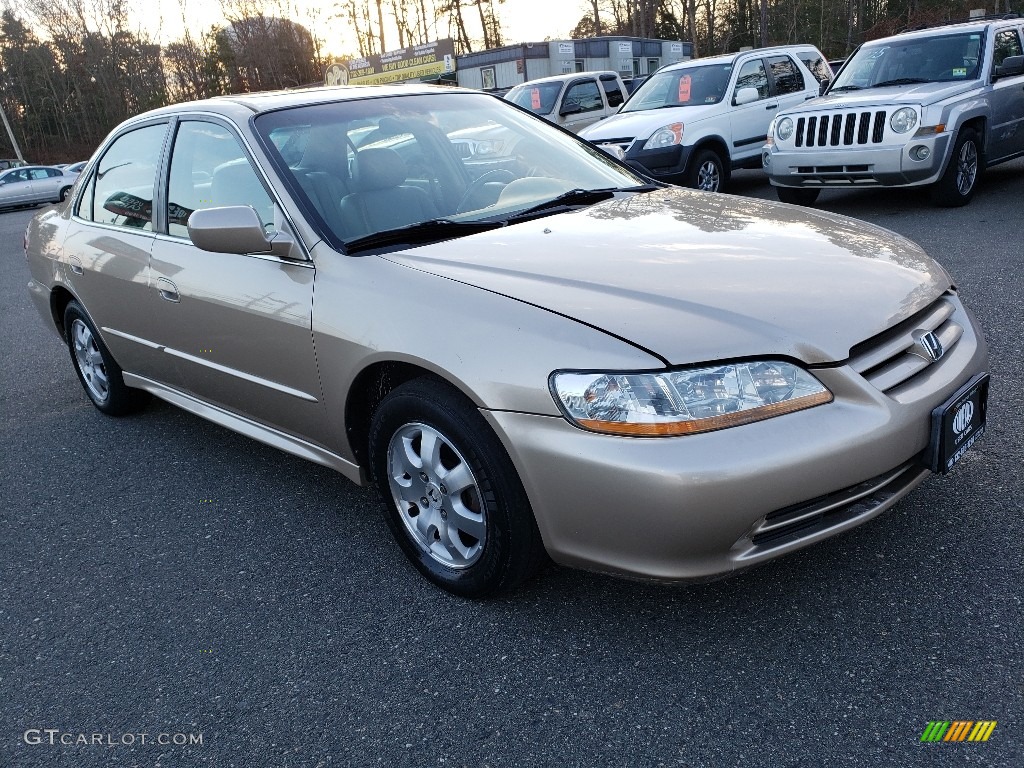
top-left (254, 92), bottom-right (650, 252)
top-left (505, 81), bottom-right (563, 115)
top-left (621, 63), bottom-right (733, 112)
top-left (831, 31), bottom-right (984, 90)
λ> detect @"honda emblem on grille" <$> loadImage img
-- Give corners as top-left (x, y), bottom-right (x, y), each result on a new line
top-left (911, 330), bottom-right (944, 362)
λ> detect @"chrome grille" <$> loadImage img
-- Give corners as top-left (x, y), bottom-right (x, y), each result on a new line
top-left (795, 110), bottom-right (887, 147)
top-left (848, 296), bottom-right (963, 395)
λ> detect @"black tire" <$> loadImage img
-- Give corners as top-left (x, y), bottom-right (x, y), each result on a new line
top-left (686, 149), bottom-right (727, 192)
top-left (930, 128), bottom-right (982, 207)
top-left (64, 301), bottom-right (150, 416)
top-left (59, 186), bottom-right (72, 202)
top-left (369, 377), bottom-right (546, 597)
top-left (776, 186), bottom-right (821, 206)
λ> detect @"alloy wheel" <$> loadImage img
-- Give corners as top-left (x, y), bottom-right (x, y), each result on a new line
top-left (71, 318), bottom-right (109, 403)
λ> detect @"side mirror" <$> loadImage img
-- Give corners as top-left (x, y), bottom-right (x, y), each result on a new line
top-left (559, 102), bottom-right (583, 116)
top-left (994, 54), bottom-right (1024, 79)
top-left (819, 79), bottom-right (830, 96)
top-left (733, 87), bottom-right (760, 106)
top-left (187, 206), bottom-right (299, 259)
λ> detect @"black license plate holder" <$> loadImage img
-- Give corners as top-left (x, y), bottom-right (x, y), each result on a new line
top-left (927, 372), bottom-right (989, 474)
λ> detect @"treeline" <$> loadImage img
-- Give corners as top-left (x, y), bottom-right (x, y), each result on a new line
top-left (0, 0), bottom-right (1005, 163)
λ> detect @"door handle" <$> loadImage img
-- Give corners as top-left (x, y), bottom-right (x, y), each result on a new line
top-left (765, 103), bottom-right (778, 110)
top-left (156, 277), bottom-right (180, 303)
top-left (68, 256), bottom-right (84, 275)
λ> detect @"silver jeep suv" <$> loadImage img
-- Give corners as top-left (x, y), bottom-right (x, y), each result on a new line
top-left (764, 15), bottom-right (1024, 206)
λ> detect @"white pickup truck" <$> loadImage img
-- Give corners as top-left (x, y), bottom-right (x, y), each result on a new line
top-left (504, 72), bottom-right (627, 133)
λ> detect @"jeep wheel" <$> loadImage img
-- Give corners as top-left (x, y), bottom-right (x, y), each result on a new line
top-left (687, 149), bottom-right (726, 192)
top-left (930, 128), bottom-right (981, 207)
top-left (776, 187), bottom-right (821, 206)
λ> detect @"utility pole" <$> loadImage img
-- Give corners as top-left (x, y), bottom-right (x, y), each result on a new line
top-left (0, 101), bottom-right (25, 162)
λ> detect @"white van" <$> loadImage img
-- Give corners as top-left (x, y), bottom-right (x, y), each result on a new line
top-left (505, 72), bottom-right (628, 133)
top-left (579, 45), bottom-right (831, 191)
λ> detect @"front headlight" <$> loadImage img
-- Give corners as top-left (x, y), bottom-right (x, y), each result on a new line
top-left (642, 123), bottom-right (684, 150)
top-left (890, 107), bottom-right (918, 134)
top-left (776, 117), bottom-right (795, 141)
top-left (550, 361), bottom-right (832, 437)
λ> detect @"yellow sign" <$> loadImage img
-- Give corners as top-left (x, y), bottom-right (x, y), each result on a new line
top-left (350, 60), bottom-right (449, 85)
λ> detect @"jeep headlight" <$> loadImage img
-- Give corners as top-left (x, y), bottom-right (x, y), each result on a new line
top-left (776, 117), bottom-right (795, 141)
top-left (550, 361), bottom-right (832, 436)
top-left (890, 107), bottom-right (918, 134)
top-left (642, 123), bottom-right (684, 150)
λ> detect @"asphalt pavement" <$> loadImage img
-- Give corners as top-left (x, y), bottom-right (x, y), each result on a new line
top-left (1, 166), bottom-right (1021, 767)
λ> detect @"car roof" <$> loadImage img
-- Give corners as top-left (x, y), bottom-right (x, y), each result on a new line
top-left (877, 18), bottom-right (1014, 44)
top-left (510, 71), bottom-right (622, 87)
top-left (661, 44), bottom-right (822, 72)
top-left (139, 84), bottom-right (480, 120)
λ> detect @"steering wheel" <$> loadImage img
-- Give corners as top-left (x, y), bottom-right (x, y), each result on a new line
top-left (456, 169), bottom-right (516, 213)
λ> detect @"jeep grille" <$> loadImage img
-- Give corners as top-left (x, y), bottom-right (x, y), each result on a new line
top-left (795, 111), bottom-right (887, 147)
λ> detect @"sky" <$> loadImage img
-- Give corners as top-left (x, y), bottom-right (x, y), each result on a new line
top-left (145, 0), bottom-right (591, 60)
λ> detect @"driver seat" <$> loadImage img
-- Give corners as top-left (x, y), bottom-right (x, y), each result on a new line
top-left (338, 148), bottom-right (439, 239)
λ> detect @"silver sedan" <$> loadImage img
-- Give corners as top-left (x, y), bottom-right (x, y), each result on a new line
top-left (0, 165), bottom-right (77, 210)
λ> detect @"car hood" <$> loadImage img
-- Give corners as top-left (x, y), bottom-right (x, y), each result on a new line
top-left (383, 188), bottom-right (951, 366)
top-left (793, 80), bottom-right (979, 111)
top-left (580, 105), bottom-right (720, 141)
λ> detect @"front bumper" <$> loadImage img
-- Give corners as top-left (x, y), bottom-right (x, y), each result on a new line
top-left (765, 132), bottom-right (951, 188)
top-left (483, 295), bottom-right (987, 582)
top-left (623, 144), bottom-right (693, 185)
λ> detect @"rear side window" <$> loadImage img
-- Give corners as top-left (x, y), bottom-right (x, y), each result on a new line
top-left (79, 123), bottom-right (167, 230)
top-left (767, 56), bottom-right (805, 94)
top-left (601, 75), bottom-right (624, 107)
top-left (800, 55), bottom-right (833, 84)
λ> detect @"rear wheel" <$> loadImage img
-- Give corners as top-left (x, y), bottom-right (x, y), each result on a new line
top-left (369, 377), bottom-right (545, 597)
top-left (686, 149), bottom-right (727, 192)
top-left (930, 127), bottom-right (982, 207)
top-left (776, 186), bottom-right (821, 206)
top-left (59, 186), bottom-right (72, 202)
top-left (64, 301), bottom-right (150, 416)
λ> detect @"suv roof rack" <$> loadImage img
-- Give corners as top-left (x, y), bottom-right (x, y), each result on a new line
top-left (899, 12), bottom-right (1020, 33)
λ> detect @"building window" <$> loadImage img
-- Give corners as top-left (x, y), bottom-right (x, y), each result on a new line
top-left (647, 57), bottom-right (660, 73)
top-left (481, 66), bottom-right (496, 90)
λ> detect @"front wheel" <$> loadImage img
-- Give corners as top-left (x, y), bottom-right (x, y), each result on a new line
top-left (686, 149), bottom-right (727, 192)
top-left (776, 186), bottom-right (821, 206)
top-left (369, 378), bottom-right (545, 597)
top-left (64, 301), bottom-right (150, 416)
top-left (930, 128), bottom-right (982, 207)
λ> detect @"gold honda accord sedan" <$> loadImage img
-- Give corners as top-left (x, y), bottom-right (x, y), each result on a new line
top-left (24, 86), bottom-right (989, 596)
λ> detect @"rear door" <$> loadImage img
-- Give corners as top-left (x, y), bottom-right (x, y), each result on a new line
top-left (61, 121), bottom-right (169, 375)
top-left (28, 168), bottom-right (63, 202)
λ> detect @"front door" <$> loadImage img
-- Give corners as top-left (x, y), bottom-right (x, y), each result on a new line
top-left (147, 118), bottom-right (327, 445)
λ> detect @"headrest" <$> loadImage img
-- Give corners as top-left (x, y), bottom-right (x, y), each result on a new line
top-left (354, 147), bottom-right (407, 191)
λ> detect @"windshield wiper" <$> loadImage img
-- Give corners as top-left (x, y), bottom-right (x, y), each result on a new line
top-left (872, 78), bottom-right (930, 87)
top-left (510, 185), bottom-right (658, 219)
top-left (830, 85), bottom-right (863, 91)
top-left (344, 218), bottom-right (504, 253)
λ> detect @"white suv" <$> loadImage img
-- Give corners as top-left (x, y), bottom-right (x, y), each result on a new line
top-left (764, 17), bottom-right (1024, 206)
top-left (579, 45), bottom-right (831, 192)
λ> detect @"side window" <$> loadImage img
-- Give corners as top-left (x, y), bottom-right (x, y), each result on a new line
top-left (768, 56), bottom-right (805, 95)
top-left (601, 75), bottom-right (624, 108)
top-left (564, 80), bottom-right (603, 113)
top-left (29, 169), bottom-right (51, 180)
top-left (734, 59), bottom-right (770, 101)
top-left (9, 169), bottom-right (29, 182)
top-left (48, 168), bottom-right (63, 178)
top-left (994, 29), bottom-right (1023, 67)
top-left (166, 121), bottom-right (274, 239)
top-left (799, 55), bottom-right (833, 85)
top-left (80, 123), bottom-right (166, 230)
